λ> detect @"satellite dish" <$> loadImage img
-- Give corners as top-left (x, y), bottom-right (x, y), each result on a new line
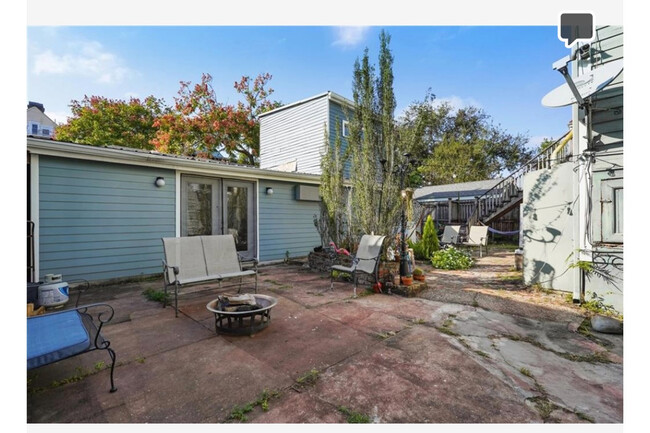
top-left (542, 59), bottom-right (623, 107)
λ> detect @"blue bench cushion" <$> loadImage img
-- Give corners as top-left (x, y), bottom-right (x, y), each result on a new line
top-left (27, 310), bottom-right (92, 369)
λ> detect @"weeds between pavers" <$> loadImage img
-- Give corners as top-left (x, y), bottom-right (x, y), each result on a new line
top-left (436, 315), bottom-right (491, 359)
top-left (28, 362), bottom-right (108, 394)
top-left (142, 288), bottom-right (170, 304)
top-left (295, 368), bottom-right (320, 388)
top-left (337, 406), bottom-right (371, 423)
top-left (576, 318), bottom-right (614, 348)
top-left (500, 333), bottom-right (612, 364)
top-left (227, 389), bottom-right (281, 422)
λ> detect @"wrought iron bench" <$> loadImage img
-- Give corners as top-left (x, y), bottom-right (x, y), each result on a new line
top-left (162, 235), bottom-right (258, 317)
top-left (27, 303), bottom-right (117, 393)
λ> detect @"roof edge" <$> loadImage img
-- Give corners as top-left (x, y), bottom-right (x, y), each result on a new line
top-left (27, 137), bottom-right (322, 184)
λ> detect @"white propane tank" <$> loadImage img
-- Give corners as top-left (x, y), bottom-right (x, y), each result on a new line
top-left (38, 274), bottom-right (69, 308)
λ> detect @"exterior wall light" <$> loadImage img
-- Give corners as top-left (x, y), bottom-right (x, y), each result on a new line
top-left (266, 187), bottom-right (274, 195)
top-left (155, 177), bottom-right (165, 188)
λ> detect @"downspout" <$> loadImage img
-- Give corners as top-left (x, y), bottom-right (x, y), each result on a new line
top-left (571, 44), bottom-right (583, 304)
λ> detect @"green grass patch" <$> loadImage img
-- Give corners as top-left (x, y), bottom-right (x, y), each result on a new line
top-left (338, 406), bottom-right (371, 423)
top-left (142, 288), bottom-right (170, 304)
top-left (229, 403), bottom-right (254, 422)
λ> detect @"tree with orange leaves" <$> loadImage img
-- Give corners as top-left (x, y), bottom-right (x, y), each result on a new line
top-left (152, 73), bottom-right (281, 165)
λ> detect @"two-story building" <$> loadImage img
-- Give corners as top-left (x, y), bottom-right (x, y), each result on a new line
top-left (27, 102), bottom-right (57, 138)
top-left (522, 26), bottom-right (623, 313)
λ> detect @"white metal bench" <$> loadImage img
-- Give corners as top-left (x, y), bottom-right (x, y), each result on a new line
top-left (162, 235), bottom-right (258, 317)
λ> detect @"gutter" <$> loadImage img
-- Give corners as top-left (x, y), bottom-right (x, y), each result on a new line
top-left (27, 137), bottom-right (322, 185)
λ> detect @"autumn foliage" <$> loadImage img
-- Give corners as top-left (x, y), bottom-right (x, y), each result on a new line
top-left (152, 73), bottom-right (280, 165)
top-left (56, 73), bottom-right (280, 166)
top-left (55, 95), bottom-right (166, 150)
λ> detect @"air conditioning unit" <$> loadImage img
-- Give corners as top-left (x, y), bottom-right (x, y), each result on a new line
top-left (295, 185), bottom-right (320, 202)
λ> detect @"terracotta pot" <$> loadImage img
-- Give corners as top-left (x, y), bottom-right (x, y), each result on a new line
top-left (414, 274), bottom-right (425, 282)
top-left (401, 276), bottom-right (413, 286)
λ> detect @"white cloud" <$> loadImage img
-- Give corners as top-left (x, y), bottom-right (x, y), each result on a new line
top-left (33, 41), bottom-right (132, 84)
top-left (431, 95), bottom-right (482, 112)
top-left (332, 26), bottom-right (369, 47)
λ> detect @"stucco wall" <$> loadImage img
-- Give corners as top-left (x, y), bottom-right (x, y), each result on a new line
top-left (522, 162), bottom-right (575, 291)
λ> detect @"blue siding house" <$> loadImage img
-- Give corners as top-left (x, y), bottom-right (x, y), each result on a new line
top-left (28, 138), bottom-right (322, 282)
top-left (28, 90), bottom-right (355, 284)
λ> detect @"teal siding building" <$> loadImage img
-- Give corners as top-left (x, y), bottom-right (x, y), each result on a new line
top-left (28, 138), bottom-right (321, 282)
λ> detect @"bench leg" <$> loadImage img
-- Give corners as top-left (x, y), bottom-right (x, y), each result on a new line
top-left (353, 273), bottom-right (358, 298)
top-left (107, 347), bottom-right (117, 393)
top-left (174, 282), bottom-right (179, 318)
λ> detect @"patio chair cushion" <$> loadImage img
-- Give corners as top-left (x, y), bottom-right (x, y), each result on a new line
top-left (27, 310), bottom-right (91, 369)
top-left (331, 264), bottom-right (355, 274)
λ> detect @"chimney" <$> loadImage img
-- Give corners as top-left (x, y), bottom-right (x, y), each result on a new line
top-left (28, 101), bottom-right (45, 113)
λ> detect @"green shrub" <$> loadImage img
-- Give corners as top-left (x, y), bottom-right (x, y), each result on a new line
top-left (408, 216), bottom-right (440, 260)
top-left (431, 246), bottom-right (474, 270)
top-left (421, 215), bottom-right (440, 255)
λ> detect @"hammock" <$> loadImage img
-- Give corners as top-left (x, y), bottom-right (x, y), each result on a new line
top-left (487, 227), bottom-right (519, 236)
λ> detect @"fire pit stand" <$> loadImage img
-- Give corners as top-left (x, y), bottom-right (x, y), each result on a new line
top-left (206, 294), bottom-right (277, 335)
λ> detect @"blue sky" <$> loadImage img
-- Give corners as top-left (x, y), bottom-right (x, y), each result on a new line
top-left (27, 25), bottom-right (575, 150)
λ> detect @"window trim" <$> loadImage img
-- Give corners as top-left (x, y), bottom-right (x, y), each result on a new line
top-left (341, 120), bottom-right (350, 137)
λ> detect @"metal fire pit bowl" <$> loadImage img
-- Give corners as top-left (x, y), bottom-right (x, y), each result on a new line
top-left (206, 294), bottom-right (278, 335)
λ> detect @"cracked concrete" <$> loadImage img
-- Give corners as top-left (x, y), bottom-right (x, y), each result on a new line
top-left (27, 250), bottom-right (622, 424)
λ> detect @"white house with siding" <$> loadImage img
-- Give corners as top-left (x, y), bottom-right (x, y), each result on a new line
top-left (259, 91), bottom-right (354, 175)
top-left (27, 102), bottom-right (57, 139)
top-left (522, 26), bottom-right (624, 313)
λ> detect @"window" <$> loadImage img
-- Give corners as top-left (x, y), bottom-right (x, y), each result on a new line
top-left (42, 129), bottom-right (50, 137)
top-left (599, 177), bottom-right (623, 243)
top-left (31, 124), bottom-right (38, 135)
top-left (342, 120), bottom-right (350, 137)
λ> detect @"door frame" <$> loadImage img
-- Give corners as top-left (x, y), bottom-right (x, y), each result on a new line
top-left (177, 172), bottom-right (258, 259)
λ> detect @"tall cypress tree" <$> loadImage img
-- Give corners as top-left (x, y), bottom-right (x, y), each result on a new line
top-left (348, 30), bottom-right (403, 238)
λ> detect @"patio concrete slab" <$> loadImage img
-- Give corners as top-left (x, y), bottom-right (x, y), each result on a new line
top-left (27, 252), bottom-right (623, 424)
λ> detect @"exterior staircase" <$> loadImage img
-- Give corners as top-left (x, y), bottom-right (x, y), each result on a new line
top-left (466, 130), bottom-right (572, 229)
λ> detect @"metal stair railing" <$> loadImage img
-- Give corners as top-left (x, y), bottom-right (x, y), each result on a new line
top-left (467, 130), bottom-right (572, 227)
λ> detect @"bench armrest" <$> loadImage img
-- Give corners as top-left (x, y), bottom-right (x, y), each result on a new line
top-left (238, 253), bottom-right (258, 271)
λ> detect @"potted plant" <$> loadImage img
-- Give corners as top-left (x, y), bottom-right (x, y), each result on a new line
top-left (413, 268), bottom-right (425, 281)
top-left (401, 274), bottom-right (413, 286)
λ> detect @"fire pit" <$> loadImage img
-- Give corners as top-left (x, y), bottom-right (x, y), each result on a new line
top-left (206, 294), bottom-right (277, 335)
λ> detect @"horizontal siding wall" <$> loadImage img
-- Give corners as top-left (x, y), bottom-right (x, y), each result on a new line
top-left (328, 101), bottom-right (352, 178)
top-left (258, 180), bottom-right (321, 261)
top-left (38, 156), bottom-right (176, 281)
top-left (260, 96), bottom-right (328, 174)
top-left (591, 26), bottom-right (623, 150)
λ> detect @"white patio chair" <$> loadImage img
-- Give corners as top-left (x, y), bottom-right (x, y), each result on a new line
top-left (462, 225), bottom-right (489, 257)
top-left (329, 235), bottom-right (386, 298)
top-left (440, 225), bottom-right (461, 245)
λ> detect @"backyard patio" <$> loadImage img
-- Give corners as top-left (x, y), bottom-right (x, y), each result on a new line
top-left (27, 249), bottom-right (623, 424)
